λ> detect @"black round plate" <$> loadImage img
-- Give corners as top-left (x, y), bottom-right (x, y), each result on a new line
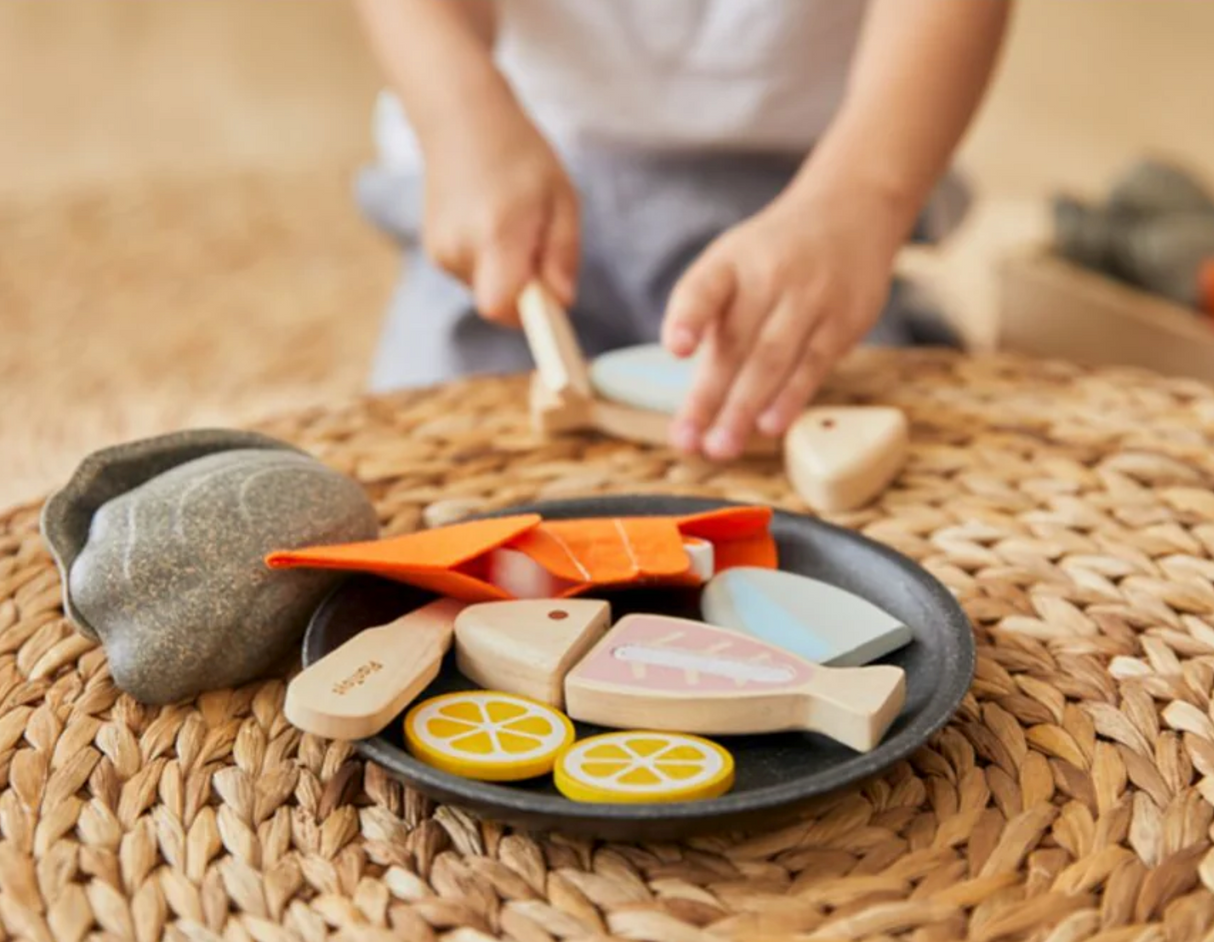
top-left (302, 495), bottom-right (975, 840)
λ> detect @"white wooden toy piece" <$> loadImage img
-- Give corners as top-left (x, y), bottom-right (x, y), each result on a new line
top-left (700, 567), bottom-right (913, 667)
top-left (455, 599), bottom-right (612, 708)
top-left (564, 614), bottom-right (906, 753)
top-left (284, 599), bottom-right (466, 741)
top-left (785, 406), bottom-right (908, 512)
top-left (488, 537), bottom-right (714, 599)
top-left (588, 343), bottom-right (698, 415)
top-left (488, 548), bottom-right (580, 599)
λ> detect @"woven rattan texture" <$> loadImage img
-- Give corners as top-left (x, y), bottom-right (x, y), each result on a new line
top-left (4, 350), bottom-right (1214, 942)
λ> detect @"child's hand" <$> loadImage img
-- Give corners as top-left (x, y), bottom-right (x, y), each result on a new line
top-left (421, 106), bottom-right (579, 326)
top-left (660, 189), bottom-right (903, 460)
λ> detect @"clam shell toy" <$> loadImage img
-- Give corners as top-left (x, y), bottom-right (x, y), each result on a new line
top-left (41, 429), bottom-right (378, 704)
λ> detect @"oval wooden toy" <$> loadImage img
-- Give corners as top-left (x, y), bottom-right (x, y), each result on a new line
top-left (284, 598), bottom-right (466, 740)
top-left (554, 731), bottom-right (735, 804)
top-left (404, 690), bottom-right (575, 782)
top-left (564, 614), bottom-right (906, 753)
top-left (455, 599), bottom-right (612, 708)
top-left (700, 567), bottom-right (913, 667)
top-left (784, 406), bottom-right (908, 512)
top-left (589, 343), bottom-right (698, 415)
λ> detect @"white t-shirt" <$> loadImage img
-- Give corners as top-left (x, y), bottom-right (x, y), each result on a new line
top-left (373, 0), bottom-right (870, 170)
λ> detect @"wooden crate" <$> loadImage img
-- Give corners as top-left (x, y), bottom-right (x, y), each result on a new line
top-left (996, 253), bottom-right (1214, 383)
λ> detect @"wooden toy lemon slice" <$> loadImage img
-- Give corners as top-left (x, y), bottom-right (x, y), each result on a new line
top-left (404, 691), bottom-right (574, 782)
top-left (554, 731), bottom-right (735, 804)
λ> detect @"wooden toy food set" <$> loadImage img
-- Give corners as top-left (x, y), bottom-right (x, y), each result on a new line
top-left (517, 281), bottom-right (910, 514)
top-left (272, 503), bottom-right (916, 804)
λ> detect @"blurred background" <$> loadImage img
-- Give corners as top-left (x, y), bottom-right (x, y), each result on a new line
top-left (2, 1), bottom-right (1213, 508)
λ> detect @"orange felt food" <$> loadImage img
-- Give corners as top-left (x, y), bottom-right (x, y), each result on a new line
top-left (513, 517), bottom-right (695, 589)
top-left (676, 505), bottom-right (777, 572)
top-left (265, 505), bottom-right (776, 601)
top-left (265, 514), bottom-right (541, 601)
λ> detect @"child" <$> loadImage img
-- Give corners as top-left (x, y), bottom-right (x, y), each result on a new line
top-left (354, 0), bottom-right (1010, 460)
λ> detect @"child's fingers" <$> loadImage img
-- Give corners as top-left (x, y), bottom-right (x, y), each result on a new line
top-left (662, 252), bottom-right (736, 358)
top-left (542, 195), bottom-right (581, 308)
top-left (701, 295), bottom-right (813, 459)
top-left (757, 325), bottom-right (845, 434)
top-left (669, 330), bottom-right (736, 454)
top-left (475, 229), bottom-right (541, 327)
top-left (669, 289), bottom-right (760, 455)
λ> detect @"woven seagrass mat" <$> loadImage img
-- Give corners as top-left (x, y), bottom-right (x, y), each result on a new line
top-left (5, 348), bottom-right (1214, 942)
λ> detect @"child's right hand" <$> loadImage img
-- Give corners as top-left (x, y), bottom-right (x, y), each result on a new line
top-left (420, 105), bottom-right (579, 327)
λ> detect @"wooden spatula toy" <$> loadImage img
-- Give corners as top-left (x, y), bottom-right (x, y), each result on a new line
top-left (284, 598), bottom-right (466, 740)
top-left (564, 614), bottom-right (906, 752)
top-left (455, 599), bottom-right (612, 708)
top-left (700, 567), bottom-right (913, 667)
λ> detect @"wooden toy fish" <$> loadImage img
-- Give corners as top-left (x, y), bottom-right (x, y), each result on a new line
top-left (284, 598), bottom-right (466, 740)
top-left (267, 505), bottom-right (775, 603)
top-left (784, 406), bottom-right (908, 512)
top-left (455, 599), bottom-right (612, 707)
top-left (564, 614), bottom-right (906, 752)
top-left (700, 567), bottom-right (913, 667)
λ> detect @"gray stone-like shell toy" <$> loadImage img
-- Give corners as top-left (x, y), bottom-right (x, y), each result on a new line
top-left (41, 429), bottom-right (379, 704)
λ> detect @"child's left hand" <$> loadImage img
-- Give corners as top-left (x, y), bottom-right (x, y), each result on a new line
top-left (660, 187), bottom-right (905, 461)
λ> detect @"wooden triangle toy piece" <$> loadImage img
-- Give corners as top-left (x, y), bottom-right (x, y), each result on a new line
top-left (284, 598), bottom-right (466, 741)
top-left (564, 614), bottom-right (906, 753)
top-left (454, 599), bottom-right (612, 707)
top-left (700, 567), bottom-right (913, 667)
top-left (520, 281), bottom-right (781, 457)
top-left (784, 406), bottom-right (908, 512)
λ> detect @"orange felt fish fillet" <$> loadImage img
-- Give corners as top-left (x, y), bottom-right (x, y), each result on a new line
top-left (265, 506), bottom-right (776, 601)
top-left (265, 514), bottom-right (541, 602)
top-left (677, 506), bottom-right (777, 571)
top-left (513, 517), bottom-right (691, 587)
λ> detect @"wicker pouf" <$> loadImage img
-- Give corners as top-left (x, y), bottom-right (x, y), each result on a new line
top-left (3, 348), bottom-right (1214, 942)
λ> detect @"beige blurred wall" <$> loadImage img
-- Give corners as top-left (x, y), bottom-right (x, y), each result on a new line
top-left (2, 0), bottom-right (1212, 355)
top-left (2, 1), bottom-right (1213, 201)
top-left (961, 1), bottom-right (1214, 197)
top-left (0, 1), bottom-right (380, 199)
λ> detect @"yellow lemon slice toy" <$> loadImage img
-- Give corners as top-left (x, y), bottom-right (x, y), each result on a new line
top-left (404, 691), bottom-right (574, 782)
top-left (554, 731), bottom-right (735, 804)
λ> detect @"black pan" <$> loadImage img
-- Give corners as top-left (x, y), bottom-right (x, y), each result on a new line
top-left (301, 495), bottom-right (975, 840)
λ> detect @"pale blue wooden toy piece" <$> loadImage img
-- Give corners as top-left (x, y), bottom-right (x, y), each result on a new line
top-left (589, 344), bottom-right (699, 415)
top-left (700, 567), bottom-right (913, 667)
